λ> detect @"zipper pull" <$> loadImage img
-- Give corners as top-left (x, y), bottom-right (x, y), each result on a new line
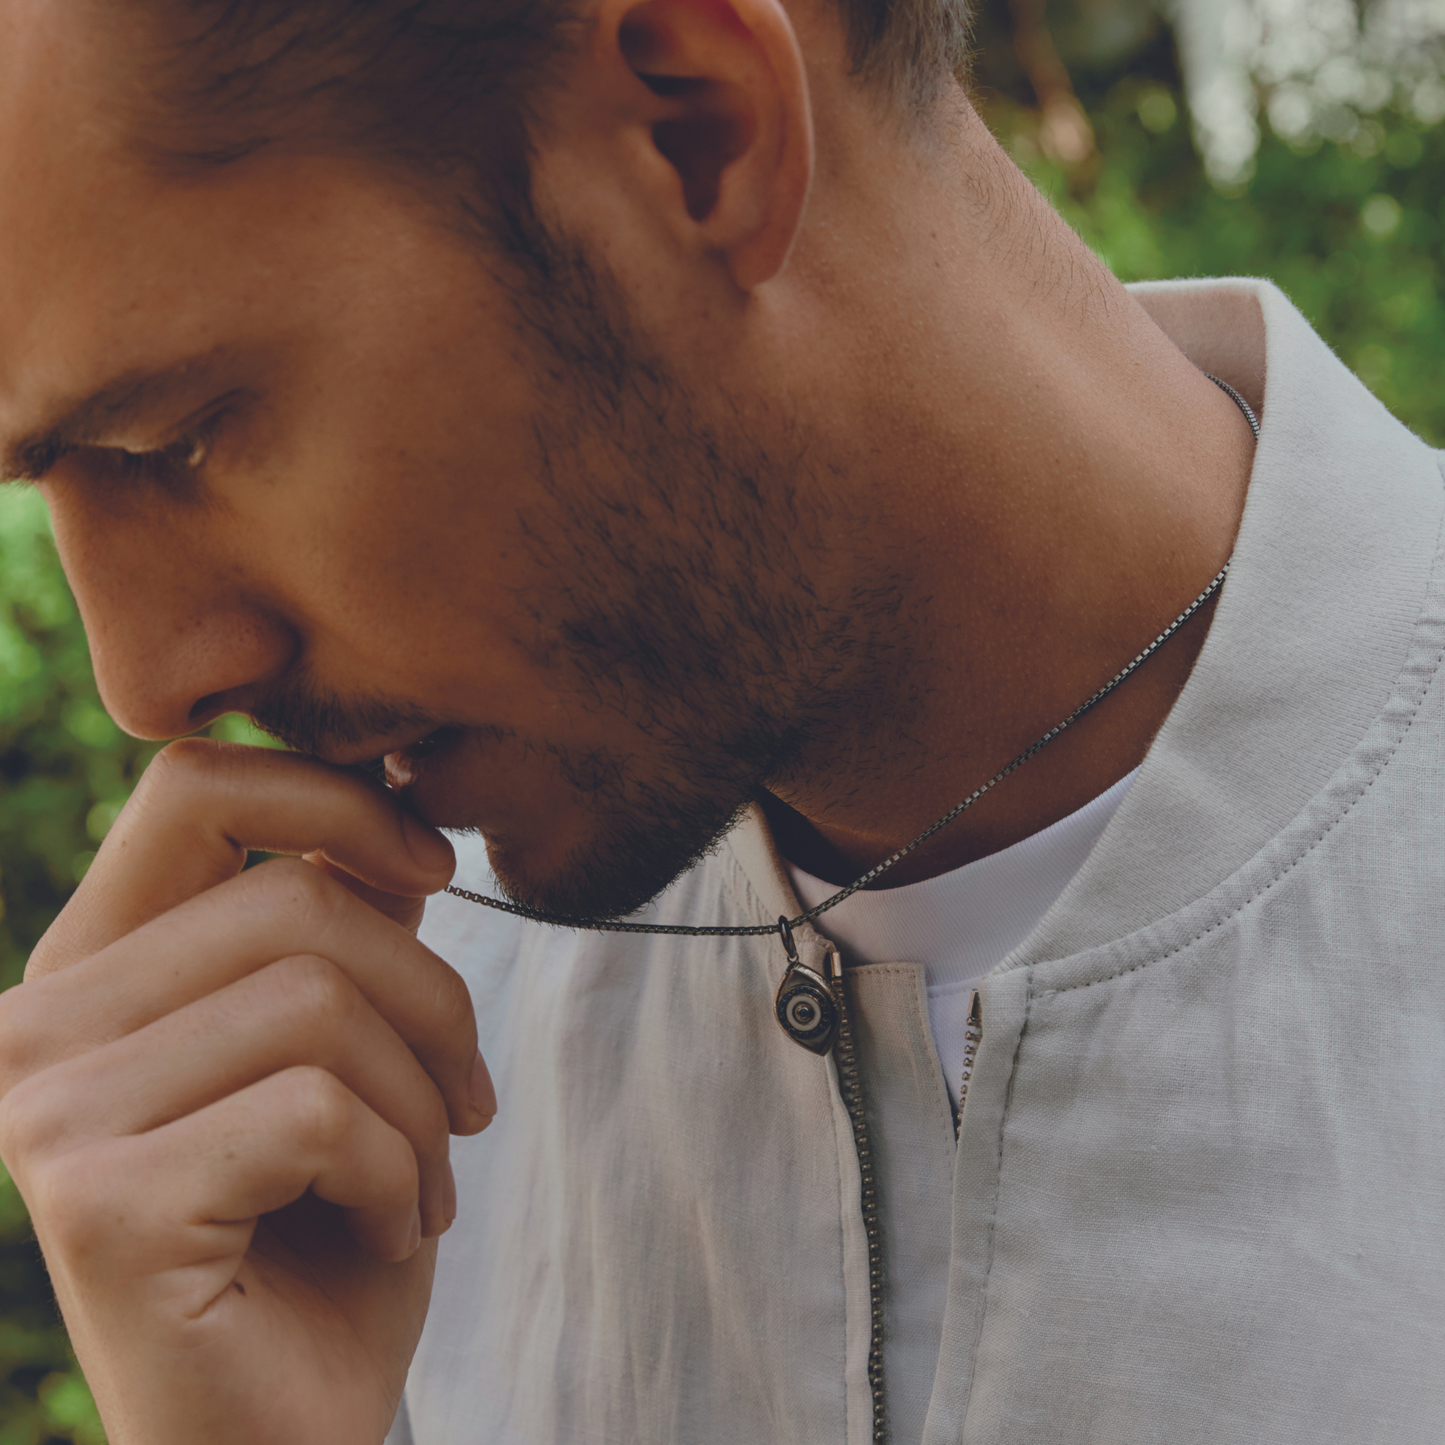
top-left (773, 916), bottom-right (840, 1054)
top-left (954, 990), bottom-right (982, 1141)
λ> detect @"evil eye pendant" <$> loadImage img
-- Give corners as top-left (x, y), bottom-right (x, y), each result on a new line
top-left (775, 966), bottom-right (840, 1053)
top-left (772, 915), bottom-right (840, 1054)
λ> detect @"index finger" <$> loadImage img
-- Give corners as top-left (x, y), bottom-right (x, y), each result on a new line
top-left (18, 857), bottom-right (491, 1135)
top-left (29, 738), bottom-right (455, 976)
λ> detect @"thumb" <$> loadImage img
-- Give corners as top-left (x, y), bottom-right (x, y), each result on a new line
top-left (304, 852), bottom-right (432, 933)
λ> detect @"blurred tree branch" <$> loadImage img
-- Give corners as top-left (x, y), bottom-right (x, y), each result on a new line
top-left (1009, 0), bottom-right (1097, 165)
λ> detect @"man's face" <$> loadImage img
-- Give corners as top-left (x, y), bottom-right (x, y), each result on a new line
top-left (0, 3), bottom-right (886, 918)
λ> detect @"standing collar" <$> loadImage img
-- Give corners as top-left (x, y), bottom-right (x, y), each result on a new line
top-left (729, 278), bottom-right (1445, 962)
top-left (1022, 278), bottom-right (1443, 961)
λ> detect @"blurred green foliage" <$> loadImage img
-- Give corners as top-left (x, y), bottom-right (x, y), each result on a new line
top-left (0, 489), bottom-right (159, 997)
top-left (0, 487), bottom-right (131, 1441)
top-left (988, 84), bottom-right (1445, 444)
top-left (971, 0), bottom-right (1445, 443)
top-left (2, 3), bottom-right (1445, 1438)
top-left (0, 489), bottom-right (270, 1442)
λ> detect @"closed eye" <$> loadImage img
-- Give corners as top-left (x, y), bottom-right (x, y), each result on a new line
top-left (111, 430), bottom-right (211, 481)
top-left (87, 400), bottom-right (236, 492)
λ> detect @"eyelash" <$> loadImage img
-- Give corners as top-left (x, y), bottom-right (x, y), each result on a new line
top-left (114, 434), bottom-right (207, 480)
top-left (108, 412), bottom-right (225, 486)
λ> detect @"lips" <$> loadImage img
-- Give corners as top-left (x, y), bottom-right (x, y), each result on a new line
top-left (383, 726), bottom-right (461, 789)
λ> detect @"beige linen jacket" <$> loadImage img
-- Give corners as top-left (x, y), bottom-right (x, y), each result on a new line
top-left (391, 278), bottom-right (1445, 1444)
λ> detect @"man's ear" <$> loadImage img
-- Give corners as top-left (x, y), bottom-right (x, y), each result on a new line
top-left (590, 0), bottom-right (814, 289)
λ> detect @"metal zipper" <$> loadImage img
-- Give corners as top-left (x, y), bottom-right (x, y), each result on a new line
top-left (953, 991), bottom-right (982, 1143)
top-left (826, 944), bottom-right (889, 1445)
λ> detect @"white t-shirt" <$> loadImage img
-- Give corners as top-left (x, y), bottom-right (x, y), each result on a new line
top-left (785, 769), bottom-right (1138, 1100)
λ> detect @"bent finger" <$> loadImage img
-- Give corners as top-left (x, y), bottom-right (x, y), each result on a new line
top-left (159, 1066), bottom-right (422, 1266)
top-left (28, 1065), bottom-right (421, 1322)
top-left (3, 859), bottom-right (489, 1135)
top-left (16, 955), bottom-right (455, 1238)
top-left (30, 740), bottom-right (454, 975)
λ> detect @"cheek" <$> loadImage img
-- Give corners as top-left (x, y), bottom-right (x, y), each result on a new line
top-left (221, 461), bottom-right (571, 728)
top-left (247, 348), bottom-right (544, 630)
top-left (44, 479), bottom-right (191, 628)
top-left (41, 480), bottom-right (297, 738)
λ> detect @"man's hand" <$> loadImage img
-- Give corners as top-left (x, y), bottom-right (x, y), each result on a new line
top-left (0, 740), bottom-right (493, 1445)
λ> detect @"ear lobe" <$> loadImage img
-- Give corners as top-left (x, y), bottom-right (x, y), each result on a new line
top-left (608, 0), bottom-right (813, 288)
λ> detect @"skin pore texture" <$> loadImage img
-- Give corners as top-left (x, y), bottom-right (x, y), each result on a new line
top-left (0, 0), bottom-right (1253, 919)
top-left (0, 0), bottom-right (1253, 1439)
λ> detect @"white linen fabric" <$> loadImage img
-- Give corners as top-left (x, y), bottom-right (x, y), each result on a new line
top-left (785, 769), bottom-right (1138, 1103)
top-left (389, 278), bottom-right (1445, 1445)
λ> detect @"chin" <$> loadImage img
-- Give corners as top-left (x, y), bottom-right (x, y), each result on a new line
top-left (479, 815), bottom-right (725, 924)
top-left (444, 736), bottom-right (756, 922)
top-left (480, 837), bottom-right (629, 922)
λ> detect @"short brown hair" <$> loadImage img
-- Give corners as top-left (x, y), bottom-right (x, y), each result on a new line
top-left (128, 0), bottom-right (971, 215)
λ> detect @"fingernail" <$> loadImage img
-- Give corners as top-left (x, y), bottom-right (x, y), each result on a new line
top-left (470, 1051), bottom-right (497, 1120)
top-left (443, 1161), bottom-right (458, 1225)
top-left (406, 1205), bottom-right (422, 1257)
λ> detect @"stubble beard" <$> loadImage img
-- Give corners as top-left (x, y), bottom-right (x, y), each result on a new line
top-left (259, 216), bottom-right (908, 922)
top-left (477, 218), bottom-right (910, 921)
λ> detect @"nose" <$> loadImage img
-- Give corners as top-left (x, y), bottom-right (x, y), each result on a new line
top-left (44, 488), bottom-right (294, 740)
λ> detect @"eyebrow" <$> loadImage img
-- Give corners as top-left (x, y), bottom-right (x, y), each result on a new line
top-left (2, 351), bottom-right (242, 483)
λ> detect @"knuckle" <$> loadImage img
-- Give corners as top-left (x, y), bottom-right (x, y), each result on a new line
top-left (25, 1148), bottom-right (116, 1263)
top-left (0, 1073), bottom-right (58, 1164)
top-left (246, 856), bottom-right (338, 930)
top-left (282, 1066), bottom-right (354, 1149)
top-left (144, 736), bottom-right (222, 797)
top-left (118, 739), bottom-right (230, 849)
top-left (0, 986), bottom-right (49, 1097)
top-left (270, 954), bottom-right (357, 1029)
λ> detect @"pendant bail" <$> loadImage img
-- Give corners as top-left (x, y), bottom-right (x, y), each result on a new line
top-left (778, 914), bottom-right (800, 965)
top-left (773, 914), bottom-right (840, 1055)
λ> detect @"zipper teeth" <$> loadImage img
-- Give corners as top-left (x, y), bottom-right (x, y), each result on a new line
top-left (954, 991), bottom-right (982, 1143)
top-left (829, 952), bottom-right (888, 1445)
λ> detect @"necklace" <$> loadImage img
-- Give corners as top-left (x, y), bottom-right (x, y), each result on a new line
top-left (446, 374), bottom-right (1259, 1050)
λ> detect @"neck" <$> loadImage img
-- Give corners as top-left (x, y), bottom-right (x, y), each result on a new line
top-left (761, 104), bottom-right (1255, 888)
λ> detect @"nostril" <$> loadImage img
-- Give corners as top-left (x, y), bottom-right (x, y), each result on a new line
top-left (188, 692), bottom-right (227, 727)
